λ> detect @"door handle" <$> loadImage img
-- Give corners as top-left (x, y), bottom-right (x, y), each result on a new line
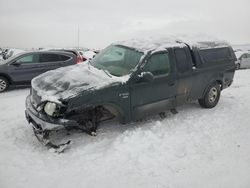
top-left (168, 82), bottom-right (175, 86)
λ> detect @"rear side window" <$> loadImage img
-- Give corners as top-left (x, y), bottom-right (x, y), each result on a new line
top-left (39, 54), bottom-right (61, 63)
top-left (174, 49), bottom-right (189, 73)
top-left (59, 55), bottom-right (71, 61)
top-left (200, 48), bottom-right (232, 63)
top-left (143, 53), bottom-right (170, 76)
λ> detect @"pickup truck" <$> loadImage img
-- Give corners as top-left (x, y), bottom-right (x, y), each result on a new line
top-left (25, 38), bottom-right (236, 151)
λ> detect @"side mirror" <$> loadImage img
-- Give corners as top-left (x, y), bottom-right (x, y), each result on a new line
top-left (11, 62), bottom-right (21, 67)
top-left (138, 72), bottom-right (154, 82)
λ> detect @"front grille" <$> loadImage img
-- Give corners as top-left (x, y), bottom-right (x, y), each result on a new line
top-left (31, 88), bottom-right (42, 108)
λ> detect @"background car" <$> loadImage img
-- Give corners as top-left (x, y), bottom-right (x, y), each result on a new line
top-left (1, 48), bottom-right (25, 60)
top-left (0, 48), bottom-right (3, 61)
top-left (235, 51), bottom-right (250, 69)
top-left (0, 51), bottom-right (78, 92)
top-left (78, 50), bottom-right (97, 61)
top-left (6, 48), bottom-right (26, 59)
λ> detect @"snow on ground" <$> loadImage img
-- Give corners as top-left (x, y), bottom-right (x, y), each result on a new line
top-left (0, 70), bottom-right (250, 188)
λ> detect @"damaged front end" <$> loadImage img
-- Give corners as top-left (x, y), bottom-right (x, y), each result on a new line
top-left (25, 90), bottom-right (114, 153)
top-left (25, 95), bottom-right (74, 152)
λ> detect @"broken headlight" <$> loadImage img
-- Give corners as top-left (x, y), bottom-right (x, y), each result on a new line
top-left (44, 102), bottom-right (59, 117)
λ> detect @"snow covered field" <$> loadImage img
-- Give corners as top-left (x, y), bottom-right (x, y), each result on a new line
top-left (0, 70), bottom-right (250, 188)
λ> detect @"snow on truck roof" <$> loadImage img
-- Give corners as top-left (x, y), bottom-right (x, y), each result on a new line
top-left (115, 37), bottom-right (230, 53)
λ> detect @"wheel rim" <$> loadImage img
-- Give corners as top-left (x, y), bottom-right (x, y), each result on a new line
top-left (237, 64), bottom-right (240, 69)
top-left (0, 79), bottom-right (7, 91)
top-left (208, 87), bottom-right (218, 103)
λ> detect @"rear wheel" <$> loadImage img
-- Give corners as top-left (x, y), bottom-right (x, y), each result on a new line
top-left (0, 76), bottom-right (9, 92)
top-left (199, 82), bottom-right (221, 108)
top-left (236, 63), bottom-right (240, 70)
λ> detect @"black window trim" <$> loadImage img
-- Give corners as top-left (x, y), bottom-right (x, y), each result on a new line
top-left (174, 48), bottom-right (191, 73)
top-left (39, 52), bottom-right (73, 64)
top-left (13, 53), bottom-right (40, 65)
top-left (142, 51), bottom-right (171, 78)
top-left (58, 54), bottom-right (72, 62)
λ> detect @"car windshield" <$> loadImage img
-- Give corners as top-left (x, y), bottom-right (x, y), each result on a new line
top-left (91, 45), bottom-right (143, 77)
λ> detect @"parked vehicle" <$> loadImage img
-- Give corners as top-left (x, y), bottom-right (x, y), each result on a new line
top-left (0, 48), bottom-right (25, 60)
top-left (25, 38), bottom-right (236, 151)
top-left (0, 51), bottom-right (78, 92)
top-left (78, 50), bottom-right (97, 61)
top-left (0, 49), bottom-right (3, 61)
top-left (235, 51), bottom-right (250, 69)
top-left (1, 49), bottom-right (9, 60)
top-left (6, 48), bottom-right (25, 59)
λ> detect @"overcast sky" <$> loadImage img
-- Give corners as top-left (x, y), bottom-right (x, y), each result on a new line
top-left (0, 0), bottom-right (249, 49)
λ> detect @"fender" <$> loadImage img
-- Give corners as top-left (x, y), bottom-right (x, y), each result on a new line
top-left (0, 73), bottom-right (12, 84)
top-left (202, 79), bottom-right (222, 98)
top-left (101, 102), bottom-right (128, 124)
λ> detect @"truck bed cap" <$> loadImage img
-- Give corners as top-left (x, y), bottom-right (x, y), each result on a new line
top-left (115, 36), bottom-right (230, 54)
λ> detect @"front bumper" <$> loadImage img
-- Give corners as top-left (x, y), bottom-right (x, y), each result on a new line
top-left (25, 95), bottom-right (79, 132)
top-left (25, 95), bottom-right (75, 152)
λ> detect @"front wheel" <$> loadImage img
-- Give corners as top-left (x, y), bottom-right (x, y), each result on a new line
top-left (0, 76), bottom-right (9, 93)
top-left (198, 82), bottom-right (221, 108)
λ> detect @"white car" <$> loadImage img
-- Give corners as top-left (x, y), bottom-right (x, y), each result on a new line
top-left (235, 51), bottom-right (250, 69)
top-left (6, 48), bottom-right (25, 58)
top-left (0, 49), bottom-right (3, 61)
top-left (78, 50), bottom-right (96, 61)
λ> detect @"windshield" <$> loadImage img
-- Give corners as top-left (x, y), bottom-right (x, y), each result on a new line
top-left (91, 45), bottom-right (143, 77)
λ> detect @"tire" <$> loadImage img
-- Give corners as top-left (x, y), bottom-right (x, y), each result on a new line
top-left (198, 82), bottom-right (221, 108)
top-left (0, 76), bottom-right (9, 92)
top-left (236, 63), bottom-right (240, 70)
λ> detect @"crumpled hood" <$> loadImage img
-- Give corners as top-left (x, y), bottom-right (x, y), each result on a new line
top-left (32, 63), bottom-right (129, 103)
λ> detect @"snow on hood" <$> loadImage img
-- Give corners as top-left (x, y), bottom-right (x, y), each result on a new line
top-left (32, 62), bottom-right (129, 103)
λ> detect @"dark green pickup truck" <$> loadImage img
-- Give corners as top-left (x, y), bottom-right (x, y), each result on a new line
top-left (25, 38), bottom-right (236, 150)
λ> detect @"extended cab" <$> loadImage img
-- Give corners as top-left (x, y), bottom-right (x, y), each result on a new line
top-left (25, 38), bottom-right (236, 150)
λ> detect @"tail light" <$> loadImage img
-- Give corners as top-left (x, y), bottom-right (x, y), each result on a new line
top-left (82, 56), bottom-right (87, 62)
top-left (75, 56), bottom-right (82, 64)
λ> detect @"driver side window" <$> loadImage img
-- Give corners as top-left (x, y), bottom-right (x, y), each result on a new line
top-left (143, 53), bottom-right (170, 76)
top-left (16, 54), bottom-right (38, 64)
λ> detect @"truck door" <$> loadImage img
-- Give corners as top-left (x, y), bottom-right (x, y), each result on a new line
top-left (174, 48), bottom-right (193, 105)
top-left (130, 51), bottom-right (177, 120)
